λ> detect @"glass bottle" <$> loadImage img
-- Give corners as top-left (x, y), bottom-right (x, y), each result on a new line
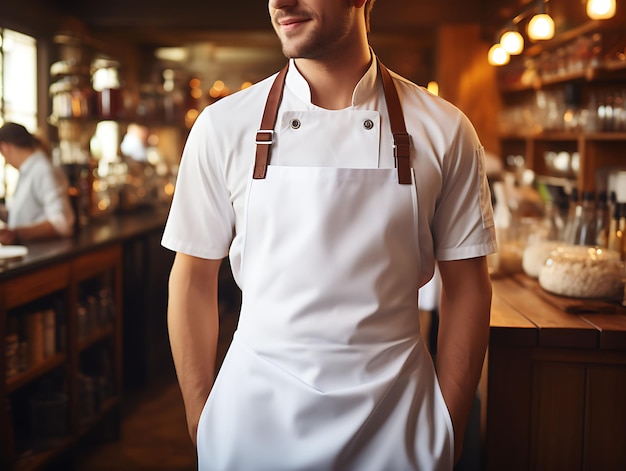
top-left (574, 190), bottom-right (596, 245)
top-left (607, 202), bottom-right (625, 259)
top-left (563, 187), bottom-right (580, 244)
top-left (594, 190), bottom-right (609, 247)
top-left (543, 201), bottom-right (562, 241)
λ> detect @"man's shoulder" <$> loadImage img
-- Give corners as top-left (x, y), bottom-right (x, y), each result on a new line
top-left (389, 71), bottom-right (452, 108)
top-left (388, 69), bottom-right (467, 128)
top-left (205, 72), bottom-right (279, 118)
top-left (188, 71), bottom-right (283, 149)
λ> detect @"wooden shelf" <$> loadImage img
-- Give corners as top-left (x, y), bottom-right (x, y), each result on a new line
top-left (499, 131), bottom-right (626, 142)
top-left (78, 325), bottom-right (114, 351)
top-left (6, 353), bottom-right (67, 393)
top-left (14, 437), bottom-right (74, 471)
top-left (1, 245), bottom-right (123, 469)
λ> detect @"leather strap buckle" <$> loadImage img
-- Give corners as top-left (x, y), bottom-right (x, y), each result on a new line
top-left (256, 130), bottom-right (274, 145)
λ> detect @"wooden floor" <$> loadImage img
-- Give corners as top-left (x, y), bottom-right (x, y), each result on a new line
top-left (76, 372), bottom-right (197, 471)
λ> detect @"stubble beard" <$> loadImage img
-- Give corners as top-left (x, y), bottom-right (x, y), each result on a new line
top-left (274, 9), bottom-right (354, 60)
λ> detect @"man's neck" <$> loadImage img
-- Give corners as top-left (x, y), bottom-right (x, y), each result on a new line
top-left (294, 44), bottom-right (372, 110)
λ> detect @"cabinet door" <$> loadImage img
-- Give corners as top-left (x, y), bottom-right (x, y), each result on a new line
top-left (584, 364), bottom-right (626, 470)
top-left (531, 361), bottom-right (587, 470)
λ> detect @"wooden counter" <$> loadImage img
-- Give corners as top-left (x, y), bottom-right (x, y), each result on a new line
top-left (0, 207), bottom-right (170, 280)
top-left (487, 274), bottom-right (626, 471)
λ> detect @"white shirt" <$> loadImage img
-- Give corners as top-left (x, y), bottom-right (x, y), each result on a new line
top-left (162, 54), bottom-right (497, 280)
top-left (8, 150), bottom-right (75, 236)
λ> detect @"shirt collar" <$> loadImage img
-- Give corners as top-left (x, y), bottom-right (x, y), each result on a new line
top-left (284, 49), bottom-right (381, 108)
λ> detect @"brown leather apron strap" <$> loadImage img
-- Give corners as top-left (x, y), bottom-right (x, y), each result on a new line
top-left (377, 59), bottom-right (412, 185)
top-left (253, 59), bottom-right (412, 184)
top-left (254, 64), bottom-right (288, 179)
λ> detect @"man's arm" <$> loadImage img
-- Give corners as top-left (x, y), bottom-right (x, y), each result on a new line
top-left (0, 220), bottom-right (62, 244)
top-left (167, 253), bottom-right (222, 446)
top-left (436, 256), bottom-right (492, 464)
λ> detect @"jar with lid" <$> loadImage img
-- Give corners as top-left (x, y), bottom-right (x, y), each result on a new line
top-left (538, 245), bottom-right (625, 300)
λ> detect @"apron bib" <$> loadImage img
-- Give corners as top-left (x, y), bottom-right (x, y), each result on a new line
top-left (196, 61), bottom-right (454, 471)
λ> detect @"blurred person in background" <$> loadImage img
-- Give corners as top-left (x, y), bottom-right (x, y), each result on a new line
top-left (0, 122), bottom-right (74, 244)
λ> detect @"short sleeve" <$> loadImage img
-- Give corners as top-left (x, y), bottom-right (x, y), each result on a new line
top-left (161, 109), bottom-right (235, 259)
top-left (432, 113), bottom-right (497, 261)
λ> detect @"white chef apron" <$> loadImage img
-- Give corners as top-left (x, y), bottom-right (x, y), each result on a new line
top-left (196, 62), bottom-right (454, 471)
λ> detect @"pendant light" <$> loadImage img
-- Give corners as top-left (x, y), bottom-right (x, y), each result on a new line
top-left (488, 44), bottom-right (510, 66)
top-left (527, 1), bottom-right (555, 41)
top-left (500, 30), bottom-right (525, 55)
top-left (586, 0), bottom-right (616, 20)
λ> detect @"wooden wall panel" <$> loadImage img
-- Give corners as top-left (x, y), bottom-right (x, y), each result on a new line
top-left (436, 24), bottom-right (502, 158)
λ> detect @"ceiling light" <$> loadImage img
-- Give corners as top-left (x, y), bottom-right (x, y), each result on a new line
top-left (586, 0), bottom-right (616, 20)
top-left (528, 13), bottom-right (555, 40)
top-left (488, 44), bottom-right (510, 66)
top-left (500, 30), bottom-right (525, 55)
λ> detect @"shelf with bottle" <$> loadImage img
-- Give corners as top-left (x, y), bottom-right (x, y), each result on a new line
top-left (4, 289), bottom-right (67, 391)
top-left (1, 244), bottom-right (123, 469)
top-left (499, 82), bottom-right (626, 136)
top-left (75, 275), bottom-right (117, 353)
top-left (77, 342), bottom-right (118, 433)
top-left (497, 21), bottom-right (626, 92)
top-left (6, 368), bottom-right (71, 470)
top-left (503, 138), bottom-right (626, 194)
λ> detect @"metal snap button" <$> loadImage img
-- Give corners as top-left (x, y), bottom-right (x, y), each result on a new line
top-left (290, 119), bottom-right (301, 129)
top-left (363, 119), bottom-right (374, 130)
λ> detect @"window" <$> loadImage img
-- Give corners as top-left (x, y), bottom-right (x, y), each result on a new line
top-left (0, 28), bottom-right (38, 202)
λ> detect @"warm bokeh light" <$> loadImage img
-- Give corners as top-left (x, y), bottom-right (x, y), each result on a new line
top-left (488, 44), bottom-right (510, 66)
top-left (241, 81), bottom-right (253, 90)
top-left (209, 81), bottom-right (230, 99)
top-left (500, 30), bottom-right (524, 55)
top-left (189, 78), bottom-right (201, 89)
top-left (185, 109), bottom-right (199, 128)
top-left (586, 0), bottom-right (616, 20)
top-left (191, 88), bottom-right (203, 99)
top-left (527, 13), bottom-right (555, 40)
top-left (427, 81), bottom-right (439, 96)
top-left (154, 47), bottom-right (188, 62)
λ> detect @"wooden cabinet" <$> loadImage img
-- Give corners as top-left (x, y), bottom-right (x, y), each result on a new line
top-left (497, 20), bottom-right (626, 194)
top-left (0, 244), bottom-right (123, 470)
top-left (486, 275), bottom-right (626, 470)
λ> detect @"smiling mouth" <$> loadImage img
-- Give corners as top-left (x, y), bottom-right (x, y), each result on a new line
top-left (274, 13), bottom-right (310, 31)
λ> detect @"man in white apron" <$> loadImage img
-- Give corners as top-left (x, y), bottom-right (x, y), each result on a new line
top-left (162, 0), bottom-right (497, 469)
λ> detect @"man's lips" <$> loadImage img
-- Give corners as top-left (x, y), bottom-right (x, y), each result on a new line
top-left (275, 14), bottom-right (310, 31)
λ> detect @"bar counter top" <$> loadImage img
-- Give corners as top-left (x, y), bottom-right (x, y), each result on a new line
top-left (490, 273), bottom-right (626, 350)
top-left (0, 206), bottom-right (170, 280)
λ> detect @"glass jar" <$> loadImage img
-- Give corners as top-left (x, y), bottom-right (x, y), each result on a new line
top-left (522, 240), bottom-right (562, 278)
top-left (538, 245), bottom-right (625, 300)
